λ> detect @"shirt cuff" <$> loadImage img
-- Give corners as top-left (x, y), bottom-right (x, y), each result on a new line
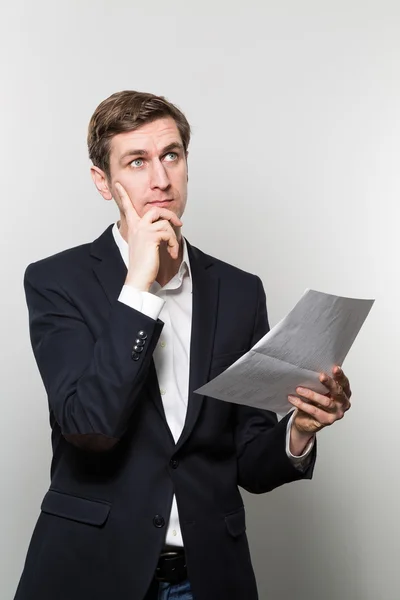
top-left (285, 411), bottom-right (315, 471)
top-left (118, 285), bottom-right (165, 321)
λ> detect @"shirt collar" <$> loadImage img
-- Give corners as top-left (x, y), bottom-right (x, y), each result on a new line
top-left (112, 222), bottom-right (192, 292)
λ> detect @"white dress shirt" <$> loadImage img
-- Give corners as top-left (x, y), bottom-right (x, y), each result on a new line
top-left (112, 223), bottom-right (314, 547)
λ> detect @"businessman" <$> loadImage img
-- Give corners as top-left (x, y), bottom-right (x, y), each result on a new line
top-left (15, 90), bottom-right (352, 600)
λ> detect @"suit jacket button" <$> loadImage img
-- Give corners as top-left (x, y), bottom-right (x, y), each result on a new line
top-left (135, 339), bottom-right (145, 347)
top-left (133, 345), bottom-right (144, 353)
top-left (137, 330), bottom-right (148, 340)
top-left (131, 351), bottom-right (140, 361)
top-left (170, 459), bottom-right (179, 469)
top-left (153, 515), bottom-right (165, 528)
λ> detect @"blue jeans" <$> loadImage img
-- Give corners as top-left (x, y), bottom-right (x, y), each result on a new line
top-left (158, 579), bottom-right (193, 599)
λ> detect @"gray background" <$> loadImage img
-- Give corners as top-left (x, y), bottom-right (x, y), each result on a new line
top-left (1, 1), bottom-right (399, 599)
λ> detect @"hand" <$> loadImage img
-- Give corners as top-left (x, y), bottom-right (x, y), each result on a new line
top-left (115, 182), bottom-right (183, 291)
top-left (288, 366), bottom-right (352, 451)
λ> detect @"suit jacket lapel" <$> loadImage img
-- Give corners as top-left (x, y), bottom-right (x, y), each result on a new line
top-left (176, 241), bottom-right (219, 451)
top-left (90, 224), bottom-right (128, 307)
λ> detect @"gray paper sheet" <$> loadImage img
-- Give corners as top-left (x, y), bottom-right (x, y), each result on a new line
top-left (194, 289), bottom-right (374, 414)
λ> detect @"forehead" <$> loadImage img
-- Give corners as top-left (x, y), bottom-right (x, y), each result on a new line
top-left (110, 117), bottom-right (182, 159)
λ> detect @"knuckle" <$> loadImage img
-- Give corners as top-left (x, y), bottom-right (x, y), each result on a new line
top-left (343, 401), bottom-right (351, 412)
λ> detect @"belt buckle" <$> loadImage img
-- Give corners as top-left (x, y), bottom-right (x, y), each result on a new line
top-left (156, 550), bottom-right (187, 583)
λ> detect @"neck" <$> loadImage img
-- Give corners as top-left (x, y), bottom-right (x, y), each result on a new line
top-left (118, 216), bottom-right (184, 287)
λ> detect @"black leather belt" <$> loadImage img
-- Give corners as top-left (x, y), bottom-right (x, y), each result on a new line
top-left (155, 546), bottom-right (187, 584)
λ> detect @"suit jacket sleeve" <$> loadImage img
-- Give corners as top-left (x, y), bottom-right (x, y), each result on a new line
top-left (24, 263), bottom-right (164, 452)
top-left (235, 276), bottom-right (316, 494)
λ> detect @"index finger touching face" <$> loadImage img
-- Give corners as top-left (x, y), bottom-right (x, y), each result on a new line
top-left (114, 182), bottom-right (140, 225)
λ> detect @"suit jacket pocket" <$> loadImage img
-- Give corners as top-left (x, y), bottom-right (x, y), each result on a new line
top-left (225, 506), bottom-right (246, 538)
top-left (41, 489), bottom-right (111, 527)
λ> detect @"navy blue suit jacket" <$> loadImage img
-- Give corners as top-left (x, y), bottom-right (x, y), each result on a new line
top-left (15, 224), bottom-right (315, 600)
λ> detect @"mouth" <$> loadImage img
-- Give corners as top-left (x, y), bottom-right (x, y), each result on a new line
top-left (148, 199), bottom-right (173, 207)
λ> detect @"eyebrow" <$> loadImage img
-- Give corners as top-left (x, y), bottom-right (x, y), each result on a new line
top-left (119, 142), bottom-right (184, 163)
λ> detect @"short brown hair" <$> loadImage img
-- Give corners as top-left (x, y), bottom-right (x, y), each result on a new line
top-left (87, 90), bottom-right (191, 178)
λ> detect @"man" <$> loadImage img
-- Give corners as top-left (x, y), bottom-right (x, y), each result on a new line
top-left (15, 91), bottom-right (351, 600)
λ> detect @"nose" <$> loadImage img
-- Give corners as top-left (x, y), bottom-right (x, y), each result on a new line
top-left (149, 159), bottom-right (170, 191)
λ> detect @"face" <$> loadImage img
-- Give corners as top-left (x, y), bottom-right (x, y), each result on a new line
top-left (91, 117), bottom-right (188, 220)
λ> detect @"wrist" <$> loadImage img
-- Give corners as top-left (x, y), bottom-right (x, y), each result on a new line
top-left (290, 421), bottom-right (314, 456)
top-left (124, 275), bottom-right (152, 292)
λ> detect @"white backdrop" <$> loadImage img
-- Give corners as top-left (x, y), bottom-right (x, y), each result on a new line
top-left (1, 1), bottom-right (399, 599)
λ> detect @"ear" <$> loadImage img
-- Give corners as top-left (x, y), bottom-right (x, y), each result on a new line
top-left (185, 150), bottom-right (189, 180)
top-left (91, 166), bottom-right (113, 201)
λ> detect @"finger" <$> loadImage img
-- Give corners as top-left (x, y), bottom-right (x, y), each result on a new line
top-left (150, 220), bottom-right (179, 253)
top-left (150, 219), bottom-right (179, 234)
top-left (296, 381), bottom-right (351, 414)
top-left (288, 395), bottom-right (343, 425)
top-left (156, 230), bottom-right (180, 259)
top-left (322, 373), bottom-right (351, 410)
top-left (332, 366), bottom-right (352, 399)
top-left (295, 385), bottom-right (337, 412)
top-left (318, 373), bottom-right (346, 403)
top-left (115, 183), bottom-right (141, 226)
top-left (144, 207), bottom-right (183, 228)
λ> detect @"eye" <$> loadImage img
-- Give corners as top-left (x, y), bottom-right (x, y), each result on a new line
top-left (164, 152), bottom-right (178, 162)
top-left (130, 158), bottom-right (144, 168)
